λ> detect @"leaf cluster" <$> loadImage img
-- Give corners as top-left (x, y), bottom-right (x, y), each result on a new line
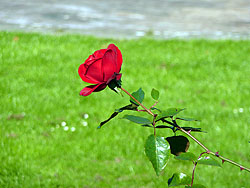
top-left (98, 88), bottom-right (221, 187)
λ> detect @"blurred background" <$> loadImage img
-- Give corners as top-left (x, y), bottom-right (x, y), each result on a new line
top-left (0, 0), bottom-right (249, 39)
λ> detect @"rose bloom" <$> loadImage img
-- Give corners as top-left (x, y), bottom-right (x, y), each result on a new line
top-left (78, 44), bottom-right (122, 96)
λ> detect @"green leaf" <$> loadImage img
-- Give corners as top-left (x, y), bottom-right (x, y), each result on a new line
top-left (115, 104), bottom-right (138, 112)
top-left (175, 152), bottom-right (197, 162)
top-left (197, 156), bottom-right (222, 167)
top-left (179, 127), bottom-right (204, 133)
top-left (185, 184), bottom-right (207, 188)
top-left (145, 134), bottom-right (170, 176)
top-left (155, 125), bottom-right (173, 129)
top-left (141, 124), bottom-right (153, 128)
top-left (130, 88), bottom-right (145, 106)
top-left (168, 173), bottom-right (191, 187)
top-left (98, 112), bottom-right (119, 129)
top-left (151, 88), bottom-right (159, 100)
top-left (166, 136), bottom-right (190, 156)
top-left (122, 115), bottom-right (151, 124)
top-left (176, 117), bottom-right (200, 121)
top-left (98, 104), bottom-right (137, 128)
top-left (151, 107), bottom-right (161, 112)
top-left (156, 108), bottom-right (185, 121)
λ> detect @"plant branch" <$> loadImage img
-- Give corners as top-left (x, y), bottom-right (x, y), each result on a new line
top-left (152, 115), bottom-right (157, 136)
top-left (191, 162), bottom-right (197, 187)
top-left (179, 127), bottom-right (250, 172)
top-left (191, 152), bottom-right (208, 186)
top-left (150, 101), bottom-right (158, 110)
top-left (170, 119), bottom-right (250, 172)
top-left (121, 87), bottom-right (155, 116)
top-left (121, 87), bottom-right (250, 172)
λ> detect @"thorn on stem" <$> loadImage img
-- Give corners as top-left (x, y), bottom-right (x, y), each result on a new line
top-left (215, 152), bottom-right (220, 157)
top-left (222, 160), bottom-right (225, 164)
top-left (188, 130), bottom-right (191, 133)
top-left (240, 167), bottom-right (244, 171)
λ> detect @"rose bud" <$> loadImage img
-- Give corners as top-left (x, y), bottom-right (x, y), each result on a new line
top-left (78, 44), bottom-right (123, 96)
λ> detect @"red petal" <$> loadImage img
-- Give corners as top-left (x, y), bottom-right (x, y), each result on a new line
top-left (78, 49), bottom-right (107, 84)
top-left (94, 83), bottom-right (107, 92)
top-left (116, 73), bottom-right (122, 80)
top-left (107, 44), bottom-right (123, 73)
top-left (102, 52), bottom-right (116, 81)
top-left (79, 83), bottom-right (107, 96)
top-left (102, 44), bottom-right (123, 82)
top-left (84, 58), bottom-right (104, 82)
top-left (93, 49), bottom-right (107, 58)
top-left (78, 63), bottom-right (99, 84)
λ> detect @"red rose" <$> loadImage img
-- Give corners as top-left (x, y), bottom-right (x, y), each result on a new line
top-left (78, 44), bottom-right (123, 96)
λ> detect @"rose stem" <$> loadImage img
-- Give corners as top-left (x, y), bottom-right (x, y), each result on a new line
top-left (120, 87), bottom-right (154, 116)
top-left (191, 162), bottom-right (197, 187)
top-left (191, 152), bottom-right (207, 186)
top-left (120, 87), bottom-right (156, 135)
top-left (178, 127), bottom-right (250, 172)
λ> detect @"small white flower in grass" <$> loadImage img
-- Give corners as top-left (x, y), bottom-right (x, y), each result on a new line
top-left (179, 173), bottom-right (186, 179)
top-left (71, 127), bottom-right (76, 132)
top-left (61, 121), bottom-right (67, 127)
top-left (239, 108), bottom-right (244, 113)
top-left (64, 126), bottom-right (69, 131)
top-left (83, 113), bottom-right (89, 119)
top-left (56, 124), bottom-right (60, 128)
top-left (233, 109), bottom-right (238, 114)
top-left (82, 121), bottom-right (88, 127)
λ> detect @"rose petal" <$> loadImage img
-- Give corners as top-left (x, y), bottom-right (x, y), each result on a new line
top-left (93, 49), bottom-right (106, 58)
top-left (107, 44), bottom-right (123, 73)
top-left (79, 83), bottom-right (107, 96)
top-left (102, 51), bottom-right (117, 81)
top-left (85, 49), bottom-right (106, 62)
top-left (116, 73), bottom-right (122, 81)
top-left (78, 49), bottom-right (107, 84)
top-left (84, 58), bottom-right (104, 82)
top-left (78, 63), bottom-right (99, 84)
top-left (94, 83), bottom-right (107, 92)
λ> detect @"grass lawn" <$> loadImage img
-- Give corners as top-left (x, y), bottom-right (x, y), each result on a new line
top-left (0, 31), bottom-right (250, 188)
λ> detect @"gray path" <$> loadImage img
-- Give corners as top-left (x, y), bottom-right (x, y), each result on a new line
top-left (0, 0), bottom-right (249, 39)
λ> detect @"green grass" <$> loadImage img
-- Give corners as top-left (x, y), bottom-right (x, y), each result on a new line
top-left (0, 31), bottom-right (250, 188)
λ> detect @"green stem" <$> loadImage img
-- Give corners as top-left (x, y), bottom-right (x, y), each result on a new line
top-left (152, 115), bottom-right (157, 136)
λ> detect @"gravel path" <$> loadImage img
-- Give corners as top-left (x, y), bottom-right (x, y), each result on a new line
top-left (0, 0), bottom-right (249, 39)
